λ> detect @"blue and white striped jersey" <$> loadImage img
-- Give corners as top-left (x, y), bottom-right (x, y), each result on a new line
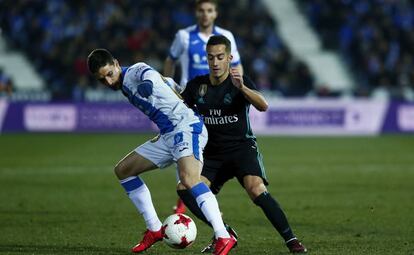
top-left (121, 63), bottom-right (200, 134)
top-left (168, 25), bottom-right (241, 88)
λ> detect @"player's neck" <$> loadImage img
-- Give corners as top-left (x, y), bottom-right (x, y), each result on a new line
top-left (209, 72), bottom-right (229, 86)
top-left (198, 24), bottom-right (214, 36)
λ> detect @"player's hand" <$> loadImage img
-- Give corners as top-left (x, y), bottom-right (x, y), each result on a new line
top-left (230, 68), bottom-right (244, 90)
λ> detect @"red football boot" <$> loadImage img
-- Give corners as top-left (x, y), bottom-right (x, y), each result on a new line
top-left (131, 229), bottom-right (163, 253)
top-left (173, 198), bottom-right (186, 214)
top-left (201, 224), bottom-right (238, 253)
top-left (213, 237), bottom-right (237, 255)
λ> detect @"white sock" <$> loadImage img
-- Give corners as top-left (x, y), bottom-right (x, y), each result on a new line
top-left (120, 176), bottom-right (162, 231)
top-left (190, 182), bottom-right (230, 239)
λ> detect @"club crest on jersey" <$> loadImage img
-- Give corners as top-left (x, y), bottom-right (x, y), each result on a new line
top-left (224, 93), bottom-right (232, 104)
top-left (197, 84), bottom-right (208, 104)
top-left (199, 84), bottom-right (208, 97)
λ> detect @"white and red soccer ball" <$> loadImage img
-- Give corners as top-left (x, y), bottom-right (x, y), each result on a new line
top-left (162, 213), bottom-right (197, 249)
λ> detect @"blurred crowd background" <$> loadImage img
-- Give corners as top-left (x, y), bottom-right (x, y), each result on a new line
top-left (0, 0), bottom-right (413, 101)
top-left (298, 0), bottom-right (414, 100)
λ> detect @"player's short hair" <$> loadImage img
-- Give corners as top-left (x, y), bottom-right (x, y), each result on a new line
top-left (207, 35), bottom-right (231, 54)
top-left (195, 0), bottom-right (218, 8)
top-left (87, 49), bottom-right (115, 74)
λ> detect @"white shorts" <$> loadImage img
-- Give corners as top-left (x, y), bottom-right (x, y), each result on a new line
top-left (135, 121), bottom-right (207, 168)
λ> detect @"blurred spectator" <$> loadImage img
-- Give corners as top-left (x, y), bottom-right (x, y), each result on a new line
top-left (298, 0), bottom-right (414, 101)
top-left (0, 0), bottom-right (315, 100)
top-left (0, 68), bottom-right (13, 96)
top-left (163, 0), bottom-right (243, 88)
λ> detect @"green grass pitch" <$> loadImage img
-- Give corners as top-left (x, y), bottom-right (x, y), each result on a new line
top-left (0, 134), bottom-right (413, 255)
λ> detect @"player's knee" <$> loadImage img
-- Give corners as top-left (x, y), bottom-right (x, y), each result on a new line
top-left (114, 163), bottom-right (125, 179)
top-left (114, 161), bottom-right (133, 179)
top-left (245, 180), bottom-right (267, 200)
top-left (179, 175), bottom-right (211, 191)
top-left (200, 175), bottom-right (211, 187)
top-left (179, 171), bottom-right (199, 189)
top-left (179, 176), bottom-right (195, 189)
top-left (247, 186), bottom-right (266, 200)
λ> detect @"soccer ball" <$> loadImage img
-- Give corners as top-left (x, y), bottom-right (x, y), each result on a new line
top-left (162, 213), bottom-right (197, 249)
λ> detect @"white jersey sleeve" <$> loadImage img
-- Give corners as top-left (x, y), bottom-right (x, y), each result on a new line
top-left (122, 63), bottom-right (200, 134)
top-left (169, 30), bottom-right (187, 60)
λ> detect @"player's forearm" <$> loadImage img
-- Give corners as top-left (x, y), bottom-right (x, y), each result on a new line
top-left (163, 57), bottom-right (176, 78)
top-left (240, 86), bottom-right (268, 112)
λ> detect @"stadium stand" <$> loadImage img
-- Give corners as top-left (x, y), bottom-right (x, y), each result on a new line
top-left (0, 35), bottom-right (44, 92)
top-left (262, 0), bottom-right (355, 95)
top-left (0, 67), bottom-right (13, 95)
top-left (0, 0), bottom-right (316, 100)
top-left (297, 0), bottom-right (414, 101)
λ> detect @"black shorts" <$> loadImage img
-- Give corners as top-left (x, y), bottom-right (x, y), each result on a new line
top-left (202, 140), bottom-right (269, 194)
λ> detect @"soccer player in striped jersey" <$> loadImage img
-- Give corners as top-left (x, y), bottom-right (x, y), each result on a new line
top-left (87, 48), bottom-right (236, 254)
top-left (164, 0), bottom-right (242, 92)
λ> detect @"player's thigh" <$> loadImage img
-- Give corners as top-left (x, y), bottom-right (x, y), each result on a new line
top-left (135, 134), bottom-right (175, 169)
top-left (114, 150), bottom-right (158, 179)
top-left (233, 142), bottom-right (269, 188)
top-left (202, 157), bottom-right (232, 194)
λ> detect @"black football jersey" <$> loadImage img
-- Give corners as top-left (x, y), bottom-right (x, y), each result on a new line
top-left (182, 74), bottom-right (257, 155)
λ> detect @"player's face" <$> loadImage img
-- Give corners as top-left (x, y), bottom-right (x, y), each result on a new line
top-left (95, 60), bottom-right (122, 90)
top-left (195, 2), bottom-right (217, 29)
top-left (207, 44), bottom-right (232, 80)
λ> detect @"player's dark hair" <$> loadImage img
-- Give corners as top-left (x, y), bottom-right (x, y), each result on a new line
top-left (207, 35), bottom-right (231, 54)
top-left (87, 48), bottom-right (115, 74)
top-left (195, 0), bottom-right (218, 8)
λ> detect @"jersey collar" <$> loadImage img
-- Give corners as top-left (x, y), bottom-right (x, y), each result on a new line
top-left (120, 66), bottom-right (129, 93)
top-left (212, 26), bottom-right (219, 35)
top-left (121, 66), bottom-right (129, 80)
top-left (195, 25), bottom-right (219, 36)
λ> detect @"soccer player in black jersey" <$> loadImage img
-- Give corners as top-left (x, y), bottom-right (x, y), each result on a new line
top-left (178, 35), bottom-right (307, 253)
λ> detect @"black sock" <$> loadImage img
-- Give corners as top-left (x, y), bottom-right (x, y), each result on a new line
top-left (177, 189), bottom-right (211, 227)
top-left (253, 191), bottom-right (295, 242)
